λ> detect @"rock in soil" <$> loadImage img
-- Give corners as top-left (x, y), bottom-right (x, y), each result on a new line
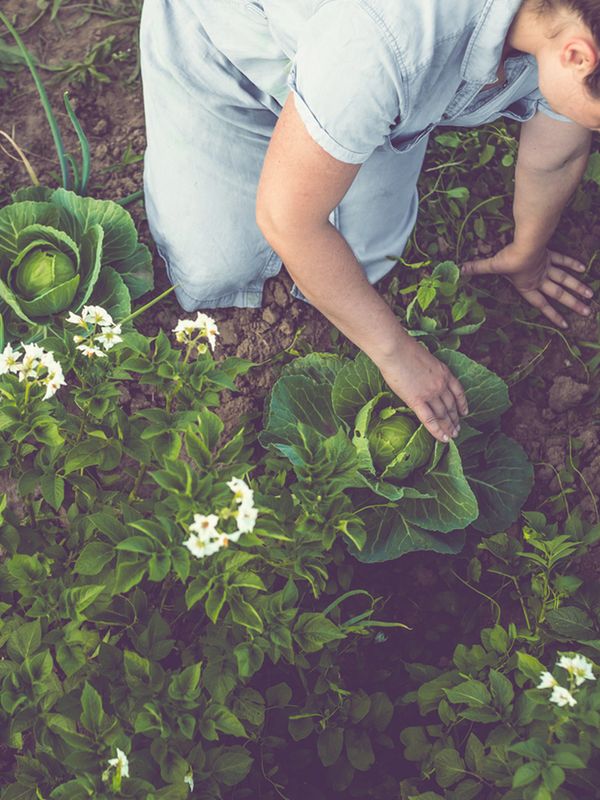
top-left (548, 375), bottom-right (590, 413)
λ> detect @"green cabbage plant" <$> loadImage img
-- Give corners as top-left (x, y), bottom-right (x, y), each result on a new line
top-left (259, 348), bottom-right (533, 562)
top-left (0, 186), bottom-right (153, 337)
top-left (400, 261), bottom-right (485, 350)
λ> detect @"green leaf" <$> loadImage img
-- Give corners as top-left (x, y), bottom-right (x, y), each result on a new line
top-left (73, 541), bottom-right (115, 575)
top-left (349, 506), bottom-right (466, 563)
top-left (40, 474), bottom-right (65, 511)
top-left (115, 536), bottom-right (157, 555)
top-left (80, 681), bottom-right (105, 734)
top-left (465, 733), bottom-right (485, 772)
top-left (205, 584), bottom-right (226, 624)
top-left (64, 439), bottom-right (107, 474)
top-left (551, 751), bottom-right (586, 769)
top-left (318, 727), bottom-right (344, 767)
top-left (51, 188), bottom-right (137, 262)
top-left (489, 669), bottom-right (514, 712)
top-left (399, 441), bottom-right (479, 533)
top-left (541, 765), bottom-right (565, 792)
top-left (435, 349), bottom-right (510, 426)
top-left (345, 728), bottom-right (374, 771)
top-left (90, 264), bottom-right (131, 322)
top-left (229, 593), bottom-right (264, 632)
top-left (517, 652), bottom-right (547, 682)
top-left (545, 606), bottom-right (597, 641)
top-left (363, 691), bottom-right (394, 732)
top-left (293, 613), bottom-right (345, 653)
top-left (463, 433), bottom-right (533, 533)
top-left (209, 746), bottom-right (253, 786)
top-left (444, 680), bottom-right (492, 708)
top-left (434, 748), bottom-right (467, 788)
top-left (234, 642), bottom-right (264, 679)
top-left (110, 240), bottom-right (154, 298)
top-left (512, 762), bottom-right (542, 788)
top-left (332, 350), bottom-right (385, 428)
top-left (233, 687), bottom-right (265, 727)
top-left (7, 620), bottom-right (42, 661)
top-left (229, 572), bottom-right (266, 591)
top-left (0, 201), bottom-right (59, 263)
top-left (259, 374), bottom-right (339, 455)
top-left (400, 726), bottom-right (432, 761)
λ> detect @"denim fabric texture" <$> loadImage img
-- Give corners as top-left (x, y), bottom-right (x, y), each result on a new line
top-left (139, 0), bottom-right (575, 311)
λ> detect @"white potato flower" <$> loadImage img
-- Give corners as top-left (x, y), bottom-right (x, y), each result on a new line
top-left (1, 342), bottom-right (66, 399)
top-left (103, 747), bottom-right (130, 780)
top-left (43, 365), bottom-right (66, 400)
top-left (236, 503), bottom-right (258, 534)
top-left (183, 532), bottom-right (223, 559)
top-left (0, 343), bottom-right (21, 375)
top-left (19, 343), bottom-right (44, 379)
top-left (96, 324), bottom-right (123, 350)
top-left (557, 654), bottom-right (596, 687)
top-left (189, 513), bottom-right (221, 538)
top-left (227, 476), bottom-right (253, 505)
top-left (81, 305), bottom-right (114, 326)
top-left (172, 312), bottom-right (219, 350)
top-left (538, 671), bottom-right (558, 690)
top-left (65, 310), bottom-right (86, 327)
top-left (549, 685), bottom-right (577, 708)
top-left (76, 344), bottom-right (107, 359)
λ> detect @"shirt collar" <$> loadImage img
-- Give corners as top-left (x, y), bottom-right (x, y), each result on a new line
top-left (460, 0), bottom-right (524, 83)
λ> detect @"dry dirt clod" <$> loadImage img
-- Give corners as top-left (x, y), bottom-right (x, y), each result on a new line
top-left (262, 306), bottom-right (280, 325)
top-left (548, 375), bottom-right (590, 413)
top-left (217, 319), bottom-right (238, 346)
top-left (272, 282), bottom-right (289, 308)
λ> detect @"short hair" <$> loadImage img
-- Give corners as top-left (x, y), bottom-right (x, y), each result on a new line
top-left (539, 0), bottom-right (600, 95)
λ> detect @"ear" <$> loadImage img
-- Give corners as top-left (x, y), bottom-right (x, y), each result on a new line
top-left (561, 37), bottom-right (600, 78)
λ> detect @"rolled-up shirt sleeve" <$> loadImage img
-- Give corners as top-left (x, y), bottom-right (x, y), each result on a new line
top-left (286, 0), bottom-right (403, 164)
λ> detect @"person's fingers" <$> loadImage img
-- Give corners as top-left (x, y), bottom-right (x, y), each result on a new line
top-left (541, 278), bottom-right (592, 317)
top-left (448, 374), bottom-right (469, 416)
top-left (548, 251), bottom-right (587, 273)
top-left (412, 400), bottom-right (454, 443)
top-left (547, 266), bottom-right (594, 300)
top-left (519, 287), bottom-right (568, 328)
top-left (441, 388), bottom-right (460, 429)
top-left (428, 396), bottom-right (459, 439)
top-left (461, 256), bottom-right (498, 278)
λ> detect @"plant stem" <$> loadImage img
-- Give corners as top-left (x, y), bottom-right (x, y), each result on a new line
top-left (0, 10), bottom-right (70, 189)
top-left (128, 464), bottom-right (147, 502)
top-left (119, 285), bottom-right (177, 326)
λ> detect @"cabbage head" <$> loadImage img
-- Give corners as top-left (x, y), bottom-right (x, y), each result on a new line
top-left (12, 247), bottom-right (79, 315)
top-left (368, 411), bottom-right (418, 471)
top-left (0, 186), bottom-right (154, 335)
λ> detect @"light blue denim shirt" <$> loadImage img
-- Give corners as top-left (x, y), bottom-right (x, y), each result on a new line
top-left (199, 0), bottom-right (574, 164)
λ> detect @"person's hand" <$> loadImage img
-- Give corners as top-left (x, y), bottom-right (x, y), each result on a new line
top-left (377, 339), bottom-right (469, 444)
top-left (461, 244), bottom-right (594, 329)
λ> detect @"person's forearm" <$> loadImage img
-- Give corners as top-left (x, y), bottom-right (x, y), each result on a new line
top-left (263, 220), bottom-right (411, 366)
top-left (513, 150), bottom-right (589, 254)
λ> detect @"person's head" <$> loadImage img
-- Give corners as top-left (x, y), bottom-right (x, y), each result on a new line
top-left (512, 0), bottom-right (600, 129)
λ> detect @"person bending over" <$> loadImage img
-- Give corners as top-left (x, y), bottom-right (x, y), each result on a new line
top-left (139, 0), bottom-right (597, 443)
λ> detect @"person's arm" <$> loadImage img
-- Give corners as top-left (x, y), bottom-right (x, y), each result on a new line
top-left (512, 112), bottom-right (592, 253)
top-left (256, 94), bottom-right (468, 443)
top-left (462, 113), bottom-right (594, 328)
